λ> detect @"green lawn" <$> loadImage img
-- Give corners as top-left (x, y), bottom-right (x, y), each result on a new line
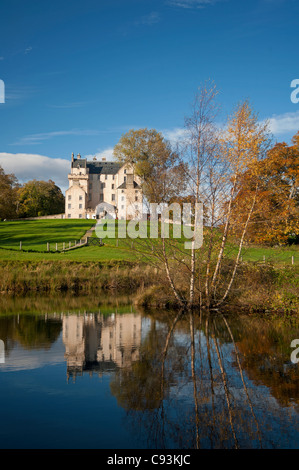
top-left (0, 219), bottom-right (297, 265)
top-left (225, 242), bottom-right (298, 266)
top-left (0, 219), bottom-right (138, 262)
top-left (0, 219), bottom-right (95, 251)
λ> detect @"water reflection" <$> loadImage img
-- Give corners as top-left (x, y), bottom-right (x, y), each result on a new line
top-left (109, 310), bottom-right (299, 449)
top-left (0, 300), bottom-right (298, 449)
top-left (63, 313), bottom-right (141, 380)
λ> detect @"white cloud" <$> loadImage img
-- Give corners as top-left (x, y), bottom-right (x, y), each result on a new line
top-left (162, 127), bottom-right (187, 143)
top-left (11, 129), bottom-right (103, 146)
top-left (266, 110), bottom-right (299, 135)
top-left (85, 147), bottom-right (115, 161)
top-left (167, 0), bottom-right (223, 8)
top-left (0, 153), bottom-right (70, 192)
top-left (47, 101), bottom-right (91, 109)
top-left (135, 11), bottom-right (161, 25)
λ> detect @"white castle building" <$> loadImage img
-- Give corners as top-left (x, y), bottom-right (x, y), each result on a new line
top-left (65, 153), bottom-right (143, 220)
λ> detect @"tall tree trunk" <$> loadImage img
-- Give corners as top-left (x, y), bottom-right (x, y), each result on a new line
top-left (162, 237), bottom-right (185, 307)
top-left (217, 186), bottom-right (258, 306)
top-left (205, 197), bottom-right (216, 307)
top-left (210, 175), bottom-right (237, 293)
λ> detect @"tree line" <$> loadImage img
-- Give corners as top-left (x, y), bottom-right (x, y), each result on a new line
top-left (0, 171), bottom-right (65, 219)
top-left (113, 82), bottom-right (299, 308)
top-left (114, 99), bottom-right (299, 247)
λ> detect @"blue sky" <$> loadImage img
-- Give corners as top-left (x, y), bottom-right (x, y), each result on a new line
top-left (0, 0), bottom-right (299, 191)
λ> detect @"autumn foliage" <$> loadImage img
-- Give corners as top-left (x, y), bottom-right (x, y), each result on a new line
top-left (231, 131), bottom-right (299, 245)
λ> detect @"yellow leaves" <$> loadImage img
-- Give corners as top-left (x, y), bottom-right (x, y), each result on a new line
top-left (222, 100), bottom-right (271, 175)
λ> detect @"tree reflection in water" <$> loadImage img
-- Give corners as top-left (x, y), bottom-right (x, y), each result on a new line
top-left (0, 301), bottom-right (298, 449)
top-left (110, 310), bottom-right (299, 449)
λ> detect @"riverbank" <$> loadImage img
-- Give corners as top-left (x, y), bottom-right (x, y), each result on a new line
top-left (0, 259), bottom-right (298, 314)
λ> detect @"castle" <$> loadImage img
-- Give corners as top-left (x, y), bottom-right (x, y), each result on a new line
top-left (65, 153), bottom-right (143, 220)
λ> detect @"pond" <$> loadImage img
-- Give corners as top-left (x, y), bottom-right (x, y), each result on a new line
top-left (0, 295), bottom-right (298, 449)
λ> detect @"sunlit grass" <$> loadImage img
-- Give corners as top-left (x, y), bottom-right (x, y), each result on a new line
top-left (0, 219), bottom-right (297, 265)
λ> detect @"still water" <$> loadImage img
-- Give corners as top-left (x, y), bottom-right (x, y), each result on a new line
top-left (0, 295), bottom-right (298, 449)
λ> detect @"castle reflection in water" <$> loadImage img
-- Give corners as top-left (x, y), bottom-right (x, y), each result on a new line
top-left (62, 312), bottom-right (142, 381)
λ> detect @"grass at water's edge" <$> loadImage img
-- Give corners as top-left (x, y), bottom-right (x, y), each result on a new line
top-left (0, 259), bottom-right (298, 314)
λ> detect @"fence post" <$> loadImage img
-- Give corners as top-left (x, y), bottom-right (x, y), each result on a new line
top-left (56, 243), bottom-right (58, 251)
top-left (20, 241), bottom-right (22, 251)
top-left (263, 255), bottom-right (266, 264)
top-left (63, 242), bottom-right (65, 251)
top-left (69, 241), bottom-right (71, 249)
top-left (292, 255), bottom-right (294, 265)
top-left (47, 242), bottom-right (49, 252)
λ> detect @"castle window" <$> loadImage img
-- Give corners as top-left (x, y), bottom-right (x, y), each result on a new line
top-left (121, 196), bottom-right (124, 202)
top-left (68, 195), bottom-right (71, 201)
top-left (121, 205), bottom-right (124, 210)
top-left (135, 196), bottom-right (138, 201)
top-left (79, 204), bottom-right (82, 209)
top-left (112, 175), bottom-right (115, 180)
top-left (105, 174), bottom-right (108, 180)
top-left (68, 204), bottom-right (71, 209)
top-left (112, 184), bottom-right (114, 190)
top-left (111, 194), bottom-right (115, 201)
top-left (79, 214), bottom-right (82, 218)
top-left (102, 182), bottom-right (105, 189)
top-left (68, 214), bottom-right (71, 218)
top-left (79, 195), bottom-right (83, 201)
top-left (124, 176), bottom-right (126, 182)
top-left (124, 169), bottom-right (127, 174)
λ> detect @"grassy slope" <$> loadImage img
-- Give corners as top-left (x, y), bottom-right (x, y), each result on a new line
top-left (0, 220), bottom-right (95, 250)
top-left (0, 219), bottom-right (297, 265)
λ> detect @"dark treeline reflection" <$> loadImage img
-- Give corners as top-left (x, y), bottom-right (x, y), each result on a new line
top-left (0, 298), bottom-right (298, 449)
top-left (110, 310), bottom-right (299, 449)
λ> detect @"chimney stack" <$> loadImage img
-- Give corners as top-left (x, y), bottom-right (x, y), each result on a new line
top-left (127, 173), bottom-right (134, 187)
top-left (77, 153), bottom-right (81, 159)
top-left (71, 152), bottom-right (74, 163)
